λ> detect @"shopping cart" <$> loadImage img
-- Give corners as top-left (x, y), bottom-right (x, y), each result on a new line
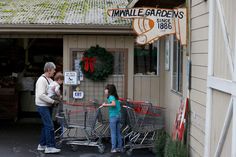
top-left (54, 99), bottom-right (108, 153)
top-left (119, 98), bottom-right (152, 135)
top-left (123, 102), bottom-right (165, 156)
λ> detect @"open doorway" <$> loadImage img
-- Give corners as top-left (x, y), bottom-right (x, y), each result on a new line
top-left (0, 38), bottom-right (63, 121)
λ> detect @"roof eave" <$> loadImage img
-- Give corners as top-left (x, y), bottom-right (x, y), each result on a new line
top-left (0, 24), bottom-right (134, 35)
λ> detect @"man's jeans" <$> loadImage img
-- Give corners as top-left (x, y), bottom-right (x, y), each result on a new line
top-left (109, 115), bottom-right (123, 150)
top-left (37, 106), bottom-right (55, 147)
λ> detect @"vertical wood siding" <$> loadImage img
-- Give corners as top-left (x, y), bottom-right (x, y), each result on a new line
top-left (210, 91), bottom-right (231, 157)
top-left (63, 35), bottom-right (134, 102)
top-left (133, 75), bottom-right (160, 105)
top-left (62, 35), bottom-right (134, 138)
top-left (209, 0), bottom-right (235, 156)
top-left (213, 0), bottom-right (234, 80)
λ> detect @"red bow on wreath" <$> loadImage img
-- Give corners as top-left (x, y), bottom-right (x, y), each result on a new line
top-left (83, 57), bottom-right (96, 73)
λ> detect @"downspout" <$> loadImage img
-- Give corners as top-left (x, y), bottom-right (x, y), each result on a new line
top-left (186, 0), bottom-right (191, 154)
top-left (187, 0), bottom-right (191, 98)
top-left (204, 0), bottom-right (215, 156)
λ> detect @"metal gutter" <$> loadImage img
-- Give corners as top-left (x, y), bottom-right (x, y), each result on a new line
top-left (0, 24), bottom-right (134, 35)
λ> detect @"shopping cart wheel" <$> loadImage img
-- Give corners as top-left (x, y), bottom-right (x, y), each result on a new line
top-left (70, 144), bottom-right (79, 152)
top-left (126, 149), bottom-right (133, 156)
top-left (148, 147), bottom-right (156, 154)
top-left (98, 144), bottom-right (105, 153)
top-left (56, 141), bottom-right (62, 148)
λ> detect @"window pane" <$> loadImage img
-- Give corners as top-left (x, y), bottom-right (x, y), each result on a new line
top-left (113, 51), bottom-right (125, 75)
top-left (178, 41), bottom-right (183, 92)
top-left (172, 36), bottom-right (183, 93)
top-left (172, 37), bottom-right (178, 91)
top-left (134, 43), bottom-right (157, 75)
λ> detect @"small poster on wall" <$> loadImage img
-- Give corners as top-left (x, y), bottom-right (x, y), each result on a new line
top-left (165, 36), bottom-right (170, 71)
top-left (64, 71), bottom-right (78, 85)
top-left (74, 59), bottom-right (83, 81)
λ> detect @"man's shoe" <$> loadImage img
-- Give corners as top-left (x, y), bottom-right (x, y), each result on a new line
top-left (37, 144), bottom-right (46, 151)
top-left (44, 147), bottom-right (61, 154)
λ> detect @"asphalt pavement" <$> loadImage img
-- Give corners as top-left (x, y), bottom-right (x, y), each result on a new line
top-left (0, 118), bottom-right (156, 157)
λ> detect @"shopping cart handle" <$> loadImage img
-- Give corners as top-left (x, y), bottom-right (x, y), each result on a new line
top-left (122, 105), bottom-right (133, 110)
top-left (55, 115), bottom-right (64, 119)
top-left (88, 99), bottom-right (99, 104)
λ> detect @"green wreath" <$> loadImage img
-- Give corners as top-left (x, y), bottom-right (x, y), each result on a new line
top-left (80, 45), bottom-right (114, 81)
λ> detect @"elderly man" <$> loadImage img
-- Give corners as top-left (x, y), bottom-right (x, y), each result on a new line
top-left (35, 62), bottom-right (60, 154)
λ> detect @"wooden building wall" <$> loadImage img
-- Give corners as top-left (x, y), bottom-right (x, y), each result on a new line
top-left (133, 75), bottom-right (160, 105)
top-left (62, 35), bottom-right (163, 138)
top-left (209, 0), bottom-right (234, 156)
top-left (63, 35), bottom-right (162, 105)
top-left (189, 0), bottom-right (209, 156)
top-left (190, 0), bottom-right (235, 156)
top-left (63, 35), bottom-right (134, 102)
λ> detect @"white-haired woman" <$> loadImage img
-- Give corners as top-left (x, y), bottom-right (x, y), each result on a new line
top-left (35, 62), bottom-right (60, 154)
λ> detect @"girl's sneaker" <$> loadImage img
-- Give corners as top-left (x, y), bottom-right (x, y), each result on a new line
top-left (44, 147), bottom-right (61, 154)
top-left (116, 148), bottom-right (124, 153)
top-left (111, 149), bottom-right (117, 153)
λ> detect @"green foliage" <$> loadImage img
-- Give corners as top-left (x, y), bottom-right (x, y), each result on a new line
top-left (0, 2), bottom-right (6, 7)
top-left (154, 129), bottom-right (167, 156)
top-left (154, 131), bottom-right (188, 157)
top-left (80, 45), bottom-right (114, 81)
top-left (59, 1), bottom-right (69, 21)
top-left (134, 47), bottom-right (157, 57)
top-left (2, 9), bottom-right (12, 13)
top-left (82, 0), bottom-right (89, 15)
top-left (164, 136), bottom-right (188, 157)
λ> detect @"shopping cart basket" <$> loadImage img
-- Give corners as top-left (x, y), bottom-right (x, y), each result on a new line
top-left (54, 100), bottom-right (107, 153)
top-left (123, 103), bottom-right (165, 156)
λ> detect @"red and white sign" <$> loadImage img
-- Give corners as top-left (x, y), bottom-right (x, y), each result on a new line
top-left (172, 98), bottom-right (189, 141)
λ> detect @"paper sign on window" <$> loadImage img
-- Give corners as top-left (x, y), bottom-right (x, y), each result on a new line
top-left (64, 71), bottom-right (78, 85)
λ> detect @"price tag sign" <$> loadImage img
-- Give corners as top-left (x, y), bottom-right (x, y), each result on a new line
top-left (73, 91), bottom-right (84, 99)
top-left (64, 71), bottom-right (78, 85)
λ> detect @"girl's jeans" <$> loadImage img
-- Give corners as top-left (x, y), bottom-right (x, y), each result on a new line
top-left (109, 115), bottom-right (123, 150)
top-left (37, 106), bottom-right (55, 147)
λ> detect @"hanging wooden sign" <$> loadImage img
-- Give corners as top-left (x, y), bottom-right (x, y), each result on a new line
top-left (108, 7), bottom-right (187, 45)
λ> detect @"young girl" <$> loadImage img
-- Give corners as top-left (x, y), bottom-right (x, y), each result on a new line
top-left (101, 84), bottom-right (123, 153)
